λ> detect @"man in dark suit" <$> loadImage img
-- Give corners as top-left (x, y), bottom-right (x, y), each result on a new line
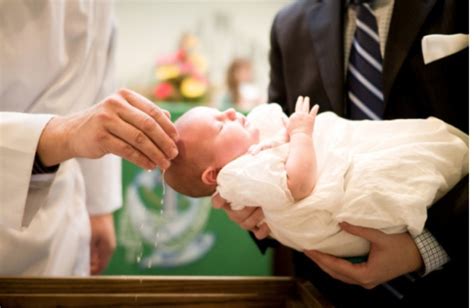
top-left (267, 0), bottom-right (467, 306)
top-left (213, 0), bottom-right (468, 306)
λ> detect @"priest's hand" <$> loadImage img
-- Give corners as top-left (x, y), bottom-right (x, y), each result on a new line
top-left (37, 88), bottom-right (178, 170)
top-left (89, 213), bottom-right (117, 275)
top-left (304, 222), bottom-right (423, 289)
top-left (211, 193), bottom-right (270, 240)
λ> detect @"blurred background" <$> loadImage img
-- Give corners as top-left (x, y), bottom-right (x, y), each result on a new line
top-left (104, 0), bottom-right (292, 276)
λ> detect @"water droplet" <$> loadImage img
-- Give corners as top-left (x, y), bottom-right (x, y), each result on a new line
top-left (161, 170), bottom-right (167, 194)
top-left (161, 169), bottom-right (167, 209)
top-left (154, 232), bottom-right (160, 247)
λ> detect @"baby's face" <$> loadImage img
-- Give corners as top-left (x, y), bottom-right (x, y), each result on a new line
top-left (180, 107), bottom-right (259, 167)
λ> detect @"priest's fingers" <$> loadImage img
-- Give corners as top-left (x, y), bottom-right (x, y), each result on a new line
top-left (162, 109), bottom-right (171, 119)
top-left (111, 92), bottom-right (178, 161)
top-left (103, 134), bottom-right (156, 170)
top-left (106, 118), bottom-right (170, 169)
top-left (89, 214), bottom-right (117, 275)
top-left (90, 244), bottom-right (100, 275)
top-left (96, 238), bottom-right (114, 274)
top-left (119, 88), bottom-right (178, 142)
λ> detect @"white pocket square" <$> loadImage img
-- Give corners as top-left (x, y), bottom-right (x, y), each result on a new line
top-left (421, 33), bottom-right (468, 64)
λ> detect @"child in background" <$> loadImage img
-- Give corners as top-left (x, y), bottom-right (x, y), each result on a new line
top-left (164, 97), bottom-right (468, 257)
top-left (220, 58), bottom-right (263, 111)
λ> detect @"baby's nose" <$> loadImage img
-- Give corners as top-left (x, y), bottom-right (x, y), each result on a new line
top-left (224, 108), bottom-right (237, 120)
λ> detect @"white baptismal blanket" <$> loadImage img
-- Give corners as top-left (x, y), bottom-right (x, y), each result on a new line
top-left (216, 104), bottom-right (469, 256)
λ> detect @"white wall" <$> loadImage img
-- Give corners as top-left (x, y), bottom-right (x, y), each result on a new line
top-left (114, 0), bottom-right (291, 104)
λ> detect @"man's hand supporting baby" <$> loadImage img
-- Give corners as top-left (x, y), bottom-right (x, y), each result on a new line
top-left (286, 96), bottom-right (319, 201)
top-left (211, 193), bottom-right (270, 240)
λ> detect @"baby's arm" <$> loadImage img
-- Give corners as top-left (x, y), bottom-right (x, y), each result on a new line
top-left (286, 96), bottom-right (319, 201)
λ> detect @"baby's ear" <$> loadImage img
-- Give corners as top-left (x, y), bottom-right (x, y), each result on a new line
top-left (201, 167), bottom-right (218, 186)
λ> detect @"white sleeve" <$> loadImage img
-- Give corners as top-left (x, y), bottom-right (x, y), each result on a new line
top-left (216, 144), bottom-right (293, 211)
top-left (0, 112), bottom-right (54, 229)
top-left (76, 155), bottom-right (122, 215)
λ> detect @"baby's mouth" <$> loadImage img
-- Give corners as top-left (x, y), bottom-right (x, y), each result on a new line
top-left (236, 112), bottom-right (247, 127)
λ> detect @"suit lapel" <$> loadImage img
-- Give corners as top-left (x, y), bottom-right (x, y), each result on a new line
top-left (383, 0), bottom-right (437, 102)
top-left (305, 0), bottom-right (345, 114)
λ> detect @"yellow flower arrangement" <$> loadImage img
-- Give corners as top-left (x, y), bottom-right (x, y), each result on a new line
top-left (153, 34), bottom-right (209, 103)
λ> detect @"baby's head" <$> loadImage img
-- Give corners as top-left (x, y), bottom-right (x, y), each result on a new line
top-left (164, 106), bottom-right (259, 197)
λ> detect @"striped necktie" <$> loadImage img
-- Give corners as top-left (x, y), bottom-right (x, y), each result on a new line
top-left (347, 1), bottom-right (384, 120)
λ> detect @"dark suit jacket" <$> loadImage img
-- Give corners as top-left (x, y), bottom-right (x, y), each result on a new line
top-left (265, 0), bottom-right (468, 306)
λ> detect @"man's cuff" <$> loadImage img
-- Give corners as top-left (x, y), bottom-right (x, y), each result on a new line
top-left (32, 152), bottom-right (59, 174)
top-left (413, 229), bottom-right (450, 276)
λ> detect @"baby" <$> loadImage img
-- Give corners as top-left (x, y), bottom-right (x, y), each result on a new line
top-left (164, 97), bottom-right (468, 256)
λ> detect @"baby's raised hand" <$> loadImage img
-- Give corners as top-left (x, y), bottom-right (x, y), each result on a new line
top-left (287, 96), bottom-right (319, 136)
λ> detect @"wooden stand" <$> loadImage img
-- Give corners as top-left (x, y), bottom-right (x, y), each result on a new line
top-left (0, 276), bottom-right (333, 307)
